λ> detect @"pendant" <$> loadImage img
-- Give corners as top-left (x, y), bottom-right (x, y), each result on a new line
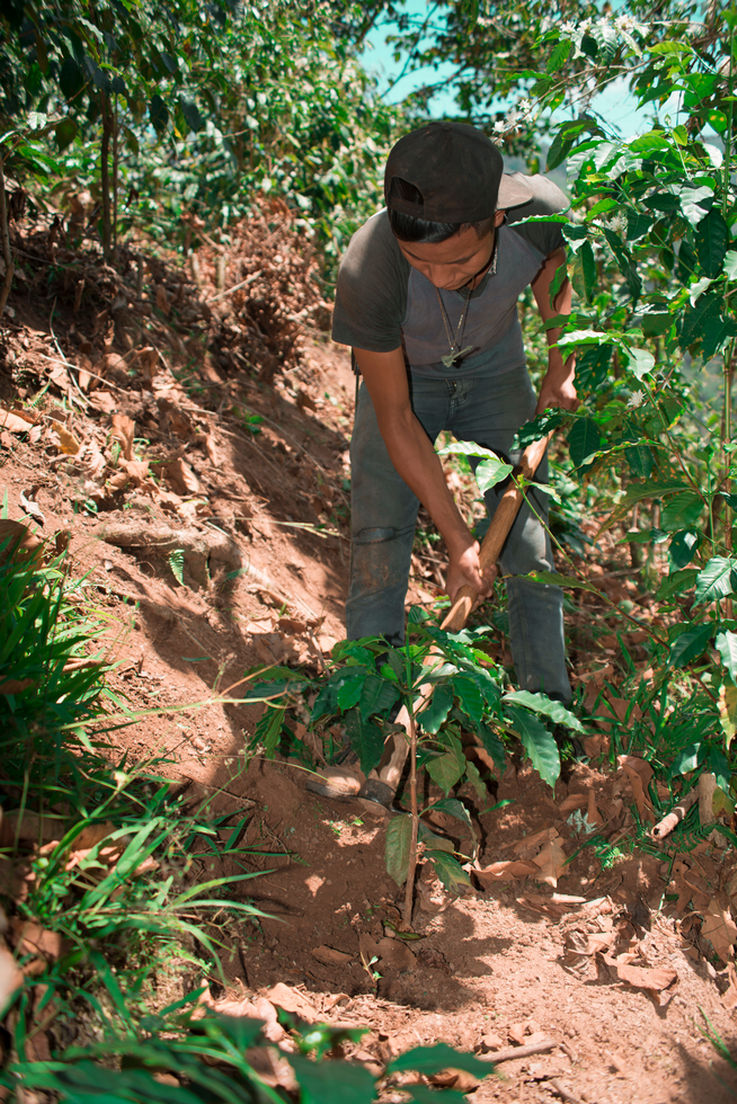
top-left (441, 345), bottom-right (476, 369)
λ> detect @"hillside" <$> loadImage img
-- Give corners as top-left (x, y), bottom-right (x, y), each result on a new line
top-left (2, 202), bottom-right (737, 1104)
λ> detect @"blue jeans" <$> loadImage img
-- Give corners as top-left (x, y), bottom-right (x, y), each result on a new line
top-left (347, 365), bottom-right (572, 702)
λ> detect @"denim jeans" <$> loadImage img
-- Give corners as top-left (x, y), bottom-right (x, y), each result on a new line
top-left (346, 364), bottom-right (572, 703)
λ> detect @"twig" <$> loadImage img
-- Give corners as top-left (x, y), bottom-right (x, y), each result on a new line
top-left (548, 1078), bottom-right (586, 1104)
top-left (207, 271), bottom-right (260, 304)
top-left (651, 786), bottom-right (700, 841)
top-left (478, 1037), bottom-right (557, 1063)
top-left (402, 706), bottom-right (419, 928)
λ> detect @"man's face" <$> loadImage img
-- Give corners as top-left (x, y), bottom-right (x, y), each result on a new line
top-left (396, 212), bottom-right (505, 291)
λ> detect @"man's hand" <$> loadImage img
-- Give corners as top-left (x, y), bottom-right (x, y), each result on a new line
top-left (445, 539), bottom-right (495, 601)
top-left (536, 370), bottom-right (578, 414)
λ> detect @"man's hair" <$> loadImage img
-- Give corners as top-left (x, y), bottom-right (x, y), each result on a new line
top-left (387, 177), bottom-right (493, 243)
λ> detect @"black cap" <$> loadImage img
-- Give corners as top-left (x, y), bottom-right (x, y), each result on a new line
top-left (384, 121), bottom-right (532, 222)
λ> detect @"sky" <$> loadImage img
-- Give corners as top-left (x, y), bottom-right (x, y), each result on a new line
top-left (359, 3), bottom-right (650, 138)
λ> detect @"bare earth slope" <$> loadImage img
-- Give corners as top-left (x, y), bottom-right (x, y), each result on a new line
top-left (2, 205), bottom-right (737, 1103)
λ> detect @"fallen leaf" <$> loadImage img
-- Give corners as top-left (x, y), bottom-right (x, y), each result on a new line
top-left (311, 945), bottom-right (353, 968)
top-left (0, 944), bottom-right (23, 1012)
top-left (533, 837), bottom-right (567, 888)
top-left (0, 407), bottom-right (40, 433)
top-left (163, 456), bottom-right (201, 495)
top-left (473, 860), bottom-right (539, 885)
top-left (375, 936), bottom-right (416, 972)
top-left (20, 489), bottom-right (45, 526)
top-left (618, 755), bottom-right (654, 822)
top-left (701, 896), bottom-right (737, 963)
top-left (111, 413), bottom-right (135, 459)
top-left (615, 959), bottom-right (678, 997)
top-left (265, 982), bottom-right (319, 1020)
top-left (53, 425), bottom-right (80, 455)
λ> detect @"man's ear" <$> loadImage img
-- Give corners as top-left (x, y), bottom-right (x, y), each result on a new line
top-left (493, 209), bottom-right (506, 227)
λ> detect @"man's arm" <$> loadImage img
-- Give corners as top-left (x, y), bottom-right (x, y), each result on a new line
top-left (531, 246), bottom-right (578, 414)
top-left (354, 346), bottom-right (492, 599)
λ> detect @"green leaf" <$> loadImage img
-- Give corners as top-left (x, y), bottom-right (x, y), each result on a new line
top-left (567, 417), bottom-right (602, 467)
top-left (667, 623), bottom-right (713, 668)
top-left (425, 850), bottom-right (472, 892)
top-left (253, 705), bottom-right (285, 755)
top-left (475, 456), bottom-right (514, 494)
top-left (418, 683), bottom-right (453, 734)
top-left (343, 712), bottom-right (386, 775)
top-left (660, 491), bottom-right (704, 532)
top-left (716, 631), bottom-right (737, 680)
top-left (696, 209), bottom-right (728, 277)
top-left (358, 672), bottom-right (400, 720)
top-left (385, 814), bottom-right (412, 886)
top-left (505, 705), bottom-right (560, 786)
top-left (504, 690), bottom-right (583, 732)
top-left (59, 56), bottom-right (85, 100)
top-left (336, 669), bottom-right (365, 711)
top-left (724, 251), bottom-right (737, 280)
top-left (428, 797), bottom-right (473, 828)
top-left (694, 557), bottom-right (737, 605)
top-left (288, 1054), bottom-right (377, 1104)
top-left (388, 1043), bottom-right (491, 1077)
top-left (180, 96), bottom-right (204, 133)
top-left (668, 530), bottom-right (700, 569)
top-left (450, 674), bottom-right (485, 726)
top-left (426, 747), bottom-right (466, 794)
top-left (401, 1086), bottom-right (468, 1104)
top-left (55, 117), bottom-right (78, 151)
top-left (678, 292), bottom-right (723, 349)
top-left (149, 93), bottom-right (169, 135)
top-left (622, 346), bottom-right (654, 380)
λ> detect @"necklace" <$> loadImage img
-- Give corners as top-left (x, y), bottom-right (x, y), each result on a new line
top-left (436, 286), bottom-right (475, 369)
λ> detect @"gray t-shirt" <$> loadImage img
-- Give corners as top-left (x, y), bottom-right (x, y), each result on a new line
top-left (332, 174), bottom-right (568, 379)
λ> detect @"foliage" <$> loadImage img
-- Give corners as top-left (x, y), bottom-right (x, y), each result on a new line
top-left (0, 0), bottom-right (404, 270)
top-left (249, 620), bottom-right (581, 896)
top-left (0, 538), bottom-right (111, 808)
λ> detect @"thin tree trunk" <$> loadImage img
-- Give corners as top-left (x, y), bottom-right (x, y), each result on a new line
top-left (0, 151), bottom-right (15, 315)
top-left (100, 92), bottom-right (112, 261)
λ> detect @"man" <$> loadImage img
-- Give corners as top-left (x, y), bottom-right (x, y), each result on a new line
top-left (332, 119), bottom-right (577, 716)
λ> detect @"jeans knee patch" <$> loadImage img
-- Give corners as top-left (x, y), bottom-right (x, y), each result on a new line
top-left (353, 526), bottom-right (401, 545)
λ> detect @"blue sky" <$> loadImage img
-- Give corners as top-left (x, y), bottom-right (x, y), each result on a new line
top-left (359, 4), bottom-right (649, 137)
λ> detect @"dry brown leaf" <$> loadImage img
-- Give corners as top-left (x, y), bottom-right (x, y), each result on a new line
top-left (615, 959), bottom-right (678, 996)
top-left (311, 945), bottom-right (353, 968)
top-left (532, 837), bottom-right (567, 888)
top-left (0, 519), bottom-right (43, 567)
top-left (111, 413), bottom-right (135, 459)
top-left (375, 936), bottom-right (416, 972)
top-left (559, 793), bottom-right (588, 815)
top-left (0, 407), bottom-right (40, 433)
top-left (264, 982), bottom-right (320, 1020)
top-left (618, 755), bottom-right (654, 822)
top-left (473, 860), bottom-right (539, 885)
top-left (512, 826), bottom-right (557, 858)
top-left (0, 944), bottom-right (23, 1012)
top-left (701, 896), bottom-right (737, 962)
top-left (53, 425), bottom-right (80, 455)
top-left (721, 963), bottom-right (737, 1010)
top-left (163, 457), bottom-right (201, 495)
top-left (89, 391), bottom-right (118, 414)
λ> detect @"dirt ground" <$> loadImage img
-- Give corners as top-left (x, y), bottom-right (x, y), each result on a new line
top-left (2, 204), bottom-right (737, 1103)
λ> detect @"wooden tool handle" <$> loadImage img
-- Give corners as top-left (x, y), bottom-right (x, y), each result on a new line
top-left (440, 433), bottom-right (551, 632)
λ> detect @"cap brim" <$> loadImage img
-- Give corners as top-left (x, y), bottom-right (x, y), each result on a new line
top-left (498, 172), bottom-right (533, 209)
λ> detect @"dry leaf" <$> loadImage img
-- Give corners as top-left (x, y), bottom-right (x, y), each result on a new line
top-left (311, 945), bottom-right (353, 967)
top-left (701, 896), bottom-right (737, 962)
top-left (618, 755), bottom-right (654, 822)
top-left (111, 413), bottom-right (135, 459)
top-left (264, 982), bottom-right (319, 1020)
top-left (0, 407), bottom-right (39, 433)
top-left (615, 960), bottom-right (678, 996)
top-left (0, 944), bottom-right (23, 1012)
top-left (473, 860), bottom-right (539, 885)
top-left (53, 425), bottom-right (80, 455)
top-left (533, 837), bottom-right (567, 888)
top-left (375, 936), bottom-right (416, 972)
top-left (163, 457), bottom-right (201, 495)
top-left (0, 519), bottom-right (43, 567)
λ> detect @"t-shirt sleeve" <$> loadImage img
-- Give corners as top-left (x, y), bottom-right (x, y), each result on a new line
top-left (331, 211), bottom-right (408, 352)
top-left (506, 174), bottom-right (569, 257)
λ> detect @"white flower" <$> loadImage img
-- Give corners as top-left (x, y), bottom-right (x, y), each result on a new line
top-left (627, 390), bottom-right (645, 409)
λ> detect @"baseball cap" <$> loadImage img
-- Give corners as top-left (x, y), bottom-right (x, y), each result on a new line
top-left (384, 121), bottom-right (533, 222)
